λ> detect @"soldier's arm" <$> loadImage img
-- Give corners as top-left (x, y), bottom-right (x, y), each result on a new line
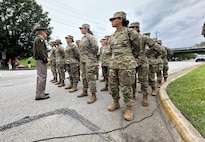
top-left (73, 44), bottom-right (80, 60)
top-left (144, 36), bottom-right (162, 57)
top-left (129, 29), bottom-right (141, 58)
top-left (89, 36), bottom-right (99, 54)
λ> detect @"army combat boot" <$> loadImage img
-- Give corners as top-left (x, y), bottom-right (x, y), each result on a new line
top-left (52, 77), bottom-right (57, 83)
top-left (99, 78), bottom-right (105, 82)
top-left (133, 94), bottom-right (137, 100)
top-left (77, 90), bottom-right (88, 97)
top-left (65, 83), bottom-right (73, 89)
top-left (141, 95), bottom-right (149, 106)
top-left (55, 80), bottom-right (61, 85)
top-left (50, 78), bottom-right (55, 82)
top-left (100, 84), bottom-right (108, 91)
top-left (158, 81), bottom-right (162, 88)
top-left (108, 101), bottom-right (120, 111)
top-left (69, 84), bottom-right (78, 93)
top-left (87, 93), bottom-right (97, 104)
top-left (164, 77), bottom-right (167, 82)
top-left (151, 87), bottom-right (157, 96)
top-left (58, 80), bottom-right (65, 87)
top-left (124, 106), bottom-right (134, 121)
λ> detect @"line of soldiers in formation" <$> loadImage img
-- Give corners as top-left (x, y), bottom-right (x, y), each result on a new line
top-left (48, 11), bottom-right (173, 121)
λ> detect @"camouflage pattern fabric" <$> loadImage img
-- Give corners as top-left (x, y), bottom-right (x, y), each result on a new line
top-left (50, 47), bottom-right (57, 78)
top-left (101, 45), bottom-right (111, 67)
top-left (79, 33), bottom-right (99, 93)
top-left (102, 66), bottom-right (109, 85)
top-left (202, 22), bottom-right (205, 37)
top-left (69, 63), bottom-right (79, 84)
top-left (108, 27), bottom-right (140, 106)
top-left (56, 45), bottom-right (65, 81)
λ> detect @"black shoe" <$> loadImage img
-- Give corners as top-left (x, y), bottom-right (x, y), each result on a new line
top-left (45, 93), bottom-right (49, 96)
top-left (35, 96), bottom-right (50, 101)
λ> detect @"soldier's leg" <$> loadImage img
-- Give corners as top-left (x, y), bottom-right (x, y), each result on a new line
top-left (77, 62), bottom-right (88, 97)
top-left (100, 66), bottom-right (109, 91)
top-left (119, 69), bottom-right (135, 121)
top-left (139, 65), bottom-right (149, 106)
top-left (108, 68), bottom-right (120, 111)
top-left (86, 63), bottom-right (97, 104)
top-left (69, 63), bottom-right (79, 92)
top-left (163, 63), bottom-right (169, 82)
top-left (132, 67), bottom-right (137, 100)
top-left (149, 65), bottom-right (157, 96)
top-left (100, 66), bottom-right (106, 82)
top-left (156, 63), bottom-right (163, 87)
top-left (55, 63), bottom-right (61, 85)
top-left (58, 62), bottom-right (65, 87)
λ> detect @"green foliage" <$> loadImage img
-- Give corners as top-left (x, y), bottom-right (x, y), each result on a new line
top-left (0, 0), bottom-right (52, 61)
top-left (172, 53), bottom-right (197, 60)
top-left (167, 65), bottom-right (205, 137)
top-left (20, 57), bottom-right (35, 68)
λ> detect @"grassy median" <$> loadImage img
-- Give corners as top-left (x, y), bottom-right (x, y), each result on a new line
top-left (167, 64), bottom-right (205, 138)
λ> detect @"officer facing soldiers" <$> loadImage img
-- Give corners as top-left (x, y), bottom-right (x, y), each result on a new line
top-left (100, 35), bottom-right (111, 91)
top-left (108, 11), bottom-right (141, 121)
top-left (129, 22), bottom-right (149, 106)
top-left (78, 24), bottom-right (99, 104)
top-left (64, 35), bottom-right (80, 92)
top-left (49, 41), bottom-right (57, 83)
top-left (33, 27), bottom-right (50, 100)
top-left (55, 39), bottom-right (65, 87)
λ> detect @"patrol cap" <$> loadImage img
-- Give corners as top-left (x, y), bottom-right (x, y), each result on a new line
top-left (65, 35), bottom-right (74, 42)
top-left (35, 27), bottom-right (46, 31)
top-left (102, 35), bottom-right (110, 40)
top-left (76, 40), bottom-right (80, 43)
top-left (79, 24), bottom-right (90, 29)
top-left (143, 32), bottom-right (151, 37)
top-left (55, 39), bottom-right (62, 44)
top-left (109, 11), bottom-right (126, 21)
top-left (152, 38), bottom-right (157, 42)
top-left (157, 40), bottom-right (162, 44)
top-left (129, 22), bottom-right (140, 28)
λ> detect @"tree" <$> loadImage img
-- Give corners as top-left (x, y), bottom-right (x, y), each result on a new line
top-left (0, 0), bottom-right (52, 62)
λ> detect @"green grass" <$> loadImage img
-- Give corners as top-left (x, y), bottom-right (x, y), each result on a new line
top-left (167, 65), bottom-right (205, 138)
top-left (20, 57), bottom-right (36, 68)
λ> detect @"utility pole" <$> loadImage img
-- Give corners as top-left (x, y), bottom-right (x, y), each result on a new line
top-left (155, 31), bottom-right (159, 40)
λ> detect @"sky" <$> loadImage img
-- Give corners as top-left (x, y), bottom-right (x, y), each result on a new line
top-left (35, 0), bottom-right (205, 49)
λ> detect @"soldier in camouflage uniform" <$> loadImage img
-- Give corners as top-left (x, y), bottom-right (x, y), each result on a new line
top-left (75, 40), bottom-right (81, 81)
top-left (156, 40), bottom-right (167, 88)
top-left (108, 11), bottom-right (142, 121)
top-left (78, 24), bottom-right (99, 104)
top-left (100, 35), bottom-right (111, 91)
top-left (157, 40), bottom-right (173, 82)
top-left (55, 39), bottom-right (65, 87)
top-left (64, 35), bottom-right (80, 92)
top-left (49, 41), bottom-right (57, 83)
top-left (143, 35), bottom-right (162, 96)
top-left (202, 22), bottom-right (205, 37)
top-left (99, 39), bottom-right (106, 82)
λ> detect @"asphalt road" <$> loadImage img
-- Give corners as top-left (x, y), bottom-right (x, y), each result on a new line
top-left (0, 61), bottom-right (203, 142)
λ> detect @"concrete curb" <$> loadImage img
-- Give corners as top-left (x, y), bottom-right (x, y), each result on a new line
top-left (159, 66), bottom-right (205, 142)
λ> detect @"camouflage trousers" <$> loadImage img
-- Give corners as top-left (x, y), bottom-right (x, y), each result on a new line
top-left (148, 64), bottom-right (157, 88)
top-left (156, 63), bottom-right (163, 83)
top-left (109, 68), bottom-right (136, 106)
top-left (80, 62), bottom-right (97, 93)
top-left (66, 63), bottom-right (79, 84)
top-left (57, 62), bottom-right (65, 81)
top-left (102, 66), bottom-right (109, 85)
top-left (95, 64), bottom-right (99, 78)
top-left (133, 65), bottom-right (149, 96)
top-left (51, 61), bottom-right (57, 78)
top-left (163, 62), bottom-right (169, 80)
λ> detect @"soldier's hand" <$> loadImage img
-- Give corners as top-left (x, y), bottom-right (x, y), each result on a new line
top-left (46, 62), bottom-right (50, 67)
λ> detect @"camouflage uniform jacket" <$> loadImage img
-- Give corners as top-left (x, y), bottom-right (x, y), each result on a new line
top-left (50, 47), bottom-right (56, 62)
top-left (79, 33), bottom-right (99, 64)
top-left (55, 45), bottom-right (65, 63)
top-left (109, 27), bottom-right (140, 69)
top-left (33, 35), bottom-right (48, 63)
top-left (64, 43), bottom-right (80, 64)
top-left (157, 44), bottom-right (167, 64)
top-left (144, 37), bottom-right (162, 65)
top-left (101, 44), bottom-right (111, 67)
